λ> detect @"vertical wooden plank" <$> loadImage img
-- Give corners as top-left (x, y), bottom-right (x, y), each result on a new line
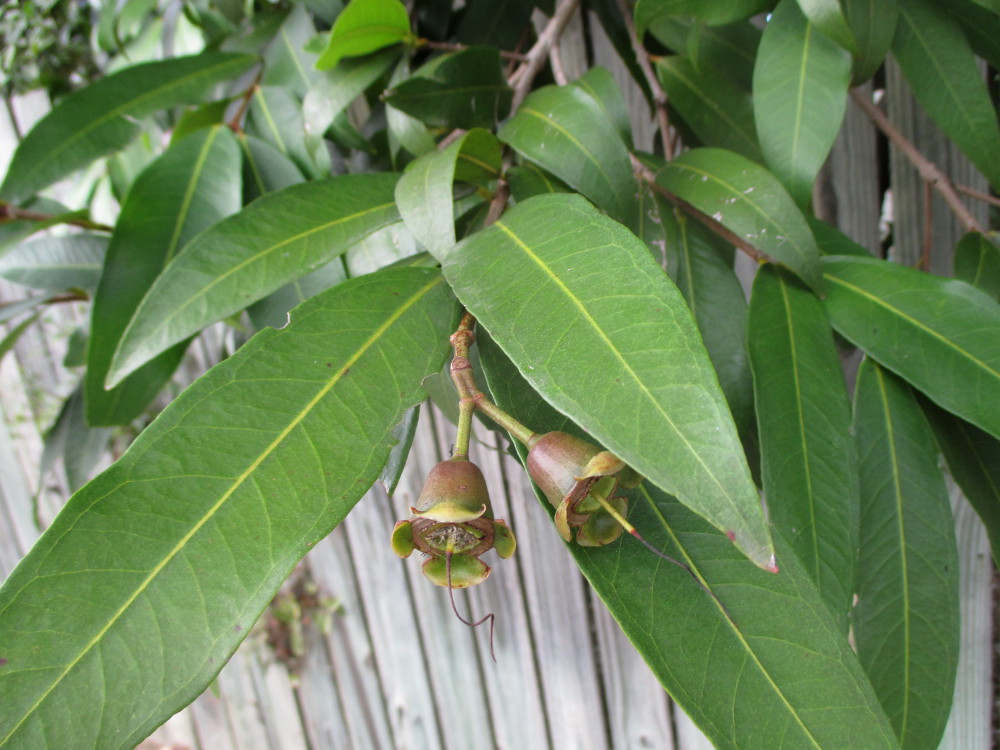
top-left (188, 690), bottom-right (239, 750)
top-left (939, 482), bottom-right (993, 750)
top-left (591, 593), bottom-right (675, 749)
top-left (885, 57), bottom-right (989, 272)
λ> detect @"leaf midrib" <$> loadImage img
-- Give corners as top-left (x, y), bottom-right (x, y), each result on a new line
top-left (0, 274), bottom-right (443, 745)
top-left (10, 56), bottom-right (248, 193)
top-left (492, 216), bottom-right (750, 529)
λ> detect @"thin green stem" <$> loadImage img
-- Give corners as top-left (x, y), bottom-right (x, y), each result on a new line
top-left (472, 394), bottom-right (536, 447)
top-left (452, 398), bottom-right (475, 458)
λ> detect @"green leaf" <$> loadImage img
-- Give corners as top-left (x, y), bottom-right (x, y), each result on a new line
top-left (822, 255), bottom-right (1000, 441)
top-left (386, 59), bottom-right (436, 161)
top-left (655, 56), bottom-right (762, 162)
top-left (943, 0), bottom-right (1000, 72)
top-left (262, 3), bottom-right (320, 97)
top-left (635, 0), bottom-right (774, 34)
top-left (892, 0), bottom-right (1000, 189)
top-left (808, 215), bottom-right (873, 256)
top-left (648, 19), bottom-right (761, 91)
top-left (40, 387), bottom-right (113, 493)
top-left (753, 0), bottom-right (851, 207)
top-left (443, 194), bottom-right (775, 569)
top-left (0, 234), bottom-right (107, 292)
top-left (384, 46), bottom-right (512, 130)
top-left (953, 232), bottom-right (1000, 300)
top-left (498, 84), bottom-right (637, 226)
top-left (479, 336), bottom-right (898, 750)
top-left (303, 49), bottom-right (399, 147)
top-left (314, 0), bottom-right (412, 70)
top-left (394, 128), bottom-right (501, 255)
top-left (922, 400), bottom-right (1000, 566)
top-left (0, 52), bottom-right (256, 202)
top-left (239, 133), bottom-right (305, 202)
top-left (572, 67), bottom-right (634, 148)
top-left (670, 211), bottom-right (754, 442)
top-left (748, 265), bottom-right (857, 629)
top-left (0, 267), bottom-right (456, 749)
top-left (85, 126), bottom-right (243, 426)
top-left (852, 360), bottom-right (959, 750)
top-left (842, 0), bottom-right (898, 83)
top-left (107, 172), bottom-right (401, 387)
top-left (795, 0), bottom-right (855, 50)
top-left (247, 86), bottom-right (327, 180)
top-left (506, 163), bottom-right (572, 201)
top-left (655, 148), bottom-right (824, 291)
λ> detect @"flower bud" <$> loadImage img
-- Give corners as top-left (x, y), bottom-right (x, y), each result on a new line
top-left (391, 457), bottom-right (516, 588)
top-left (526, 431), bottom-right (638, 546)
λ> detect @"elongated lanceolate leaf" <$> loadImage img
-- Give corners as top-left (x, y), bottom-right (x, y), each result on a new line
top-left (852, 360), bottom-right (960, 750)
top-left (843, 0), bottom-right (897, 83)
top-left (656, 148), bottom-right (824, 291)
top-left (498, 84), bottom-right (637, 226)
top-left (795, 0), bottom-right (855, 50)
top-left (394, 129), bottom-right (501, 255)
top-left (0, 52), bottom-right (256, 202)
top-left (85, 126), bottom-right (242, 426)
top-left (384, 47), bottom-right (512, 130)
top-left (479, 337), bottom-right (898, 750)
top-left (748, 265), bottom-right (857, 629)
top-left (572, 67), bottom-right (634, 148)
top-left (0, 234), bottom-right (107, 292)
top-left (655, 56), bottom-right (762, 162)
top-left (893, 0), bottom-right (1000, 190)
top-left (107, 172), bottom-right (401, 386)
top-left (923, 400), bottom-right (1000, 566)
top-left (753, 0), bottom-right (851, 207)
top-left (443, 194), bottom-right (775, 569)
top-left (822, 255), bottom-right (1000, 441)
top-left (314, 0), bottom-right (412, 70)
top-left (635, 0), bottom-right (773, 33)
top-left (953, 231), bottom-right (1000, 300)
top-left (0, 267), bottom-right (457, 749)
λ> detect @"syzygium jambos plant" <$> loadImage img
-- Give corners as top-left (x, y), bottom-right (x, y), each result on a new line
top-left (0, 0), bottom-right (999, 747)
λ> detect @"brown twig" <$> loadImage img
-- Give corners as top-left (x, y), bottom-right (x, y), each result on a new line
top-left (227, 69), bottom-right (264, 134)
top-left (953, 182), bottom-right (1000, 210)
top-left (419, 39), bottom-right (528, 62)
top-left (0, 203), bottom-right (112, 232)
top-left (920, 180), bottom-right (933, 270)
top-left (508, 0), bottom-right (581, 110)
top-left (630, 153), bottom-right (767, 264)
top-left (850, 87), bottom-right (984, 235)
top-left (615, 0), bottom-right (672, 158)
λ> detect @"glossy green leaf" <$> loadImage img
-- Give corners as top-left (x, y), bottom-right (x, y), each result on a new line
top-left (655, 148), bottom-right (824, 290)
top-left (852, 360), bottom-right (959, 750)
top-left (240, 133), bottom-right (305, 202)
top-left (479, 335), bottom-right (898, 750)
top-left (498, 84), bottom-right (636, 225)
top-left (635, 0), bottom-right (774, 34)
top-left (506, 163), bottom-right (572, 201)
top-left (0, 267), bottom-right (456, 749)
top-left (572, 67), bottom-right (634, 148)
top-left (384, 47), bottom-right (512, 130)
top-left (656, 56), bottom-right (762, 162)
top-left (944, 0), bottom-right (1000, 72)
top-left (795, 0), bottom-right (855, 50)
top-left (386, 59), bottom-right (436, 161)
top-left (670, 211), bottom-right (754, 442)
top-left (0, 234), bottom-right (107, 292)
top-left (0, 52), bottom-right (256, 202)
top-left (923, 400), bottom-right (1000, 566)
top-left (303, 49), bottom-right (399, 147)
top-left (808, 215), bottom-right (873, 256)
top-left (314, 0), bottom-right (412, 70)
top-left (892, 0), bottom-right (1000, 189)
top-left (107, 173), bottom-right (401, 386)
top-left (86, 126), bottom-right (243, 426)
top-left (262, 4), bottom-right (319, 97)
top-left (443, 193), bottom-right (775, 569)
top-left (40, 387), bottom-right (113, 493)
top-left (822, 255), bottom-right (1000, 441)
top-left (953, 232), bottom-right (1000, 301)
top-left (842, 0), bottom-right (898, 82)
top-left (394, 128), bottom-right (501, 255)
top-left (247, 86), bottom-right (326, 180)
top-left (753, 0), bottom-right (851, 207)
top-left (748, 265), bottom-right (857, 629)
top-left (648, 19), bottom-right (761, 90)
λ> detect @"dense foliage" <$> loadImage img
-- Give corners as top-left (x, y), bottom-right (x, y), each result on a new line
top-left (0, 0), bottom-right (998, 748)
